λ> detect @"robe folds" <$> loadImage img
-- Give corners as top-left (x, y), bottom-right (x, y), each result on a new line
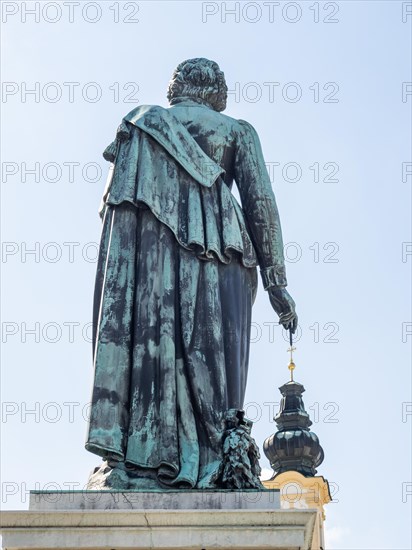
top-left (85, 104), bottom-right (282, 489)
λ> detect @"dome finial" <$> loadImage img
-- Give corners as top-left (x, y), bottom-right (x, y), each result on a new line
top-left (287, 330), bottom-right (296, 381)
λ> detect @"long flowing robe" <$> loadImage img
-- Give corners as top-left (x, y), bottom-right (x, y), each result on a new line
top-left (85, 104), bottom-right (287, 489)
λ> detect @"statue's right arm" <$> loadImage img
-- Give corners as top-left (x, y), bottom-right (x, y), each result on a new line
top-left (234, 119), bottom-right (297, 332)
top-left (234, 119), bottom-right (288, 289)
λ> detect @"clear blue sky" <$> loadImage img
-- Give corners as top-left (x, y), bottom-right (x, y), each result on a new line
top-left (1, 1), bottom-right (411, 548)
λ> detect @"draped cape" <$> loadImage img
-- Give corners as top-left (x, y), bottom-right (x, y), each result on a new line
top-left (100, 105), bottom-right (258, 268)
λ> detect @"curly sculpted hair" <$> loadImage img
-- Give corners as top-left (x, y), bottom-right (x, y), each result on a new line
top-left (167, 58), bottom-right (228, 112)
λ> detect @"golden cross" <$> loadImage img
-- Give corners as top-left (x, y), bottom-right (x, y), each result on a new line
top-left (287, 345), bottom-right (296, 362)
top-left (287, 345), bottom-right (296, 381)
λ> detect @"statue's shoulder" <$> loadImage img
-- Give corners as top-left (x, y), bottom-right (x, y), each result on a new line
top-left (233, 118), bottom-right (263, 148)
top-left (215, 113), bottom-right (259, 139)
top-left (236, 118), bottom-right (258, 135)
top-left (123, 104), bottom-right (167, 126)
top-left (201, 110), bottom-right (255, 139)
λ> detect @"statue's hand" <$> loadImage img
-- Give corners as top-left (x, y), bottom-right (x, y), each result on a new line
top-left (268, 287), bottom-right (298, 333)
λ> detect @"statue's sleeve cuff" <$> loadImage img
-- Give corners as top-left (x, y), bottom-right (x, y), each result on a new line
top-left (260, 266), bottom-right (287, 290)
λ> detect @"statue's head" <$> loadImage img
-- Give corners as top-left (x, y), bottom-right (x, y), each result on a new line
top-left (167, 58), bottom-right (228, 112)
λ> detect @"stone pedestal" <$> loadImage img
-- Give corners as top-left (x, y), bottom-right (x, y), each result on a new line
top-left (0, 490), bottom-right (317, 549)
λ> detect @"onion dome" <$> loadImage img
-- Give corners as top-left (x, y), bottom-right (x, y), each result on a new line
top-left (263, 379), bottom-right (324, 477)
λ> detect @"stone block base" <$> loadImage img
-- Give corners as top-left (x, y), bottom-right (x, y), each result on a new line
top-left (0, 509), bottom-right (316, 549)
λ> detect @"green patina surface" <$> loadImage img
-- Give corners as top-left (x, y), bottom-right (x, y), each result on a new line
top-left (85, 61), bottom-right (293, 490)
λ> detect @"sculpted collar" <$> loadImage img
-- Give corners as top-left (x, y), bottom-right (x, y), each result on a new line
top-left (168, 96), bottom-right (215, 109)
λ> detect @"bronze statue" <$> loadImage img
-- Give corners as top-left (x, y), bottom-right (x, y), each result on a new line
top-left (86, 58), bottom-right (297, 490)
